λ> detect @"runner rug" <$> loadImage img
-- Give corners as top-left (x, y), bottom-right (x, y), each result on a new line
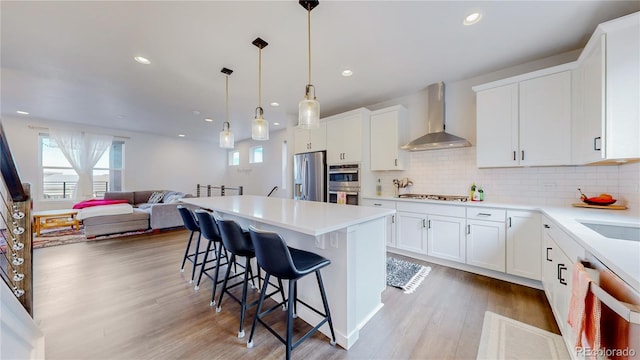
top-left (386, 256), bottom-right (431, 294)
top-left (477, 311), bottom-right (569, 359)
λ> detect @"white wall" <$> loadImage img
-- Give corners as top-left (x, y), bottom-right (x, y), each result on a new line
top-left (221, 127), bottom-right (293, 199)
top-left (1, 117), bottom-right (226, 211)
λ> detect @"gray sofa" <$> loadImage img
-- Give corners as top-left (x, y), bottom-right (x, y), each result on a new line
top-left (82, 190), bottom-right (198, 237)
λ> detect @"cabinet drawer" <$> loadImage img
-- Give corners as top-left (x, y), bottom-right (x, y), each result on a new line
top-left (396, 202), bottom-right (465, 217)
top-left (466, 207), bottom-right (506, 222)
top-left (361, 199), bottom-right (396, 210)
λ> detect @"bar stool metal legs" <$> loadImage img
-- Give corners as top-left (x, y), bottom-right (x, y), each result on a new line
top-left (247, 226), bottom-right (336, 360)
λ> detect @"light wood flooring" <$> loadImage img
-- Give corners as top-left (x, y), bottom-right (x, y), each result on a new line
top-left (33, 229), bottom-right (559, 359)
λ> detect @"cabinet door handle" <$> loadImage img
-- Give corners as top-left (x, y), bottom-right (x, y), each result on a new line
top-left (544, 224), bottom-right (550, 229)
top-left (546, 247), bottom-right (552, 262)
top-left (508, 217), bottom-right (512, 228)
top-left (557, 264), bottom-right (567, 285)
top-left (467, 224), bottom-right (471, 234)
top-left (391, 215), bottom-right (395, 224)
top-left (428, 220), bottom-right (432, 229)
top-left (521, 150), bottom-right (525, 161)
top-left (395, 159), bottom-right (398, 166)
top-left (422, 219), bottom-right (426, 228)
top-left (513, 151), bottom-right (516, 161)
top-left (594, 136), bottom-right (601, 151)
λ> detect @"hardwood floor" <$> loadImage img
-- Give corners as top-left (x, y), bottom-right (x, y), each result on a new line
top-left (33, 229), bottom-right (559, 359)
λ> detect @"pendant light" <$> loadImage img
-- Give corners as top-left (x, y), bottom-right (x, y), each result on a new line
top-left (298, 0), bottom-right (320, 129)
top-left (219, 67), bottom-right (234, 149)
top-left (251, 37), bottom-right (269, 141)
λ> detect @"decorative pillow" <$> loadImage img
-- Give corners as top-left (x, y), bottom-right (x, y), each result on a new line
top-left (161, 191), bottom-right (177, 203)
top-left (148, 191), bottom-right (165, 204)
top-left (137, 203), bottom-right (155, 210)
top-left (164, 192), bottom-right (185, 204)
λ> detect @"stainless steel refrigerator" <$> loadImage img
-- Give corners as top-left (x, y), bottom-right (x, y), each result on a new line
top-left (293, 151), bottom-right (326, 202)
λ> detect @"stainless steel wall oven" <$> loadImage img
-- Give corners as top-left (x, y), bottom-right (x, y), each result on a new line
top-left (328, 164), bottom-right (360, 205)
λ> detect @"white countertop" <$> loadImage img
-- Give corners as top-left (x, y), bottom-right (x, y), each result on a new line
top-left (182, 195), bottom-right (394, 236)
top-left (363, 195), bottom-right (640, 291)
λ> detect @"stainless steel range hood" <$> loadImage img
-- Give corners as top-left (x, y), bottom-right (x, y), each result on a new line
top-left (401, 82), bottom-right (471, 151)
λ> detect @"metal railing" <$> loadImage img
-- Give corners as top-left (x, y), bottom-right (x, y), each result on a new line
top-left (0, 121), bottom-right (33, 316)
top-left (43, 181), bottom-right (109, 199)
top-left (196, 184), bottom-right (244, 197)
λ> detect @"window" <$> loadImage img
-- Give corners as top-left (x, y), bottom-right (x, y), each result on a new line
top-left (40, 136), bottom-right (124, 199)
top-left (228, 150), bottom-right (240, 166)
top-left (250, 146), bottom-right (263, 164)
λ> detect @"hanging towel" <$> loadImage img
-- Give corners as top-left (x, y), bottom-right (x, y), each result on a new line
top-left (567, 263), bottom-right (602, 357)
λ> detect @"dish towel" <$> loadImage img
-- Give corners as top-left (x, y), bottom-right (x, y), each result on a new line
top-left (567, 262), bottom-right (602, 357)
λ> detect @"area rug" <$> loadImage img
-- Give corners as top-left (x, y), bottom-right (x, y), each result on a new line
top-left (1, 227), bottom-right (154, 250)
top-left (386, 257), bottom-right (431, 294)
top-left (477, 311), bottom-right (570, 360)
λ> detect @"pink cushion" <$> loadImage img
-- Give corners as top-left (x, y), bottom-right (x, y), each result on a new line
top-left (73, 199), bottom-right (130, 209)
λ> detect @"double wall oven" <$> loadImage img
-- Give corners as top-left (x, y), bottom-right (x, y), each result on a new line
top-left (328, 164), bottom-right (360, 205)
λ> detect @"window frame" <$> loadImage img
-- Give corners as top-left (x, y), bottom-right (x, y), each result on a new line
top-left (39, 135), bottom-right (125, 200)
top-left (249, 146), bottom-right (263, 164)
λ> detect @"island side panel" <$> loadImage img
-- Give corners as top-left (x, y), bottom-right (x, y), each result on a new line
top-left (217, 212), bottom-right (386, 350)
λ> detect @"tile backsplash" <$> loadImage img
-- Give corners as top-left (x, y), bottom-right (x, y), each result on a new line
top-left (375, 147), bottom-right (640, 211)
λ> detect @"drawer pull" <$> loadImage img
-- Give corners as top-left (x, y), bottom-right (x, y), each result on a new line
top-left (476, 213), bottom-right (492, 217)
top-left (557, 264), bottom-right (567, 285)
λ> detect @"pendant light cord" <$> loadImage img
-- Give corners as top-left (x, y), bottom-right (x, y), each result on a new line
top-left (307, 6), bottom-right (312, 85)
top-left (225, 75), bottom-right (229, 127)
top-left (258, 47), bottom-right (262, 109)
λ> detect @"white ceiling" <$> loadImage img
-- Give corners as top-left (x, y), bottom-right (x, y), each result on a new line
top-left (2, 1), bottom-right (639, 143)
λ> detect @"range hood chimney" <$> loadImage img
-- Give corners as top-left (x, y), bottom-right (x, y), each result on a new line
top-left (401, 82), bottom-right (471, 151)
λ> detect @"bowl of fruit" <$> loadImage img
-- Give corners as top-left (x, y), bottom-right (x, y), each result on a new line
top-left (578, 188), bottom-right (617, 206)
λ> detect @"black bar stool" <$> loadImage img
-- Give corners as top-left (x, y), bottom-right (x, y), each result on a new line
top-left (194, 209), bottom-right (229, 305)
top-left (247, 226), bottom-right (336, 360)
top-left (177, 205), bottom-right (205, 283)
top-left (216, 219), bottom-right (285, 338)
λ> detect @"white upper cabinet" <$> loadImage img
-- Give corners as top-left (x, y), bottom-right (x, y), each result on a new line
top-left (572, 34), bottom-right (605, 164)
top-left (294, 122), bottom-right (326, 154)
top-left (325, 108), bottom-right (370, 164)
top-left (476, 84), bottom-right (519, 167)
top-left (370, 105), bottom-right (408, 171)
top-left (475, 71), bottom-right (572, 167)
top-left (519, 71), bottom-right (572, 166)
top-left (572, 12), bottom-right (640, 164)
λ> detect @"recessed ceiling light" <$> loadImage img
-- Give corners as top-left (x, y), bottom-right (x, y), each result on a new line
top-left (341, 69), bottom-right (353, 77)
top-left (273, 122), bottom-right (280, 126)
top-left (204, 118), bottom-right (213, 122)
top-left (463, 12), bottom-right (482, 25)
top-left (134, 56), bottom-right (151, 65)
top-left (270, 102), bottom-right (280, 107)
top-left (178, 134), bottom-right (185, 137)
top-left (16, 110), bottom-right (29, 115)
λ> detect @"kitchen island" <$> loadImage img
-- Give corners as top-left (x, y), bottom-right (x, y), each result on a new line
top-left (181, 195), bottom-right (395, 349)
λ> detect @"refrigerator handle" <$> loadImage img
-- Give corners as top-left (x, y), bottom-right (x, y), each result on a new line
top-left (304, 157), bottom-right (309, 200)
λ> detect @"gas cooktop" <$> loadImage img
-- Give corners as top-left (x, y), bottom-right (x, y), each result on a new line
top-left (398, 194), bottom-right (469, 202)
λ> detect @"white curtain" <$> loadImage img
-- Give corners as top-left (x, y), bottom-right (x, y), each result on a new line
top-left (49, 129), bottom-right (113, 200)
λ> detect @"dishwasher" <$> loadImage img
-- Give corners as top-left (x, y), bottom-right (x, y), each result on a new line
top-left (580, 253), bottom-right (640, 359)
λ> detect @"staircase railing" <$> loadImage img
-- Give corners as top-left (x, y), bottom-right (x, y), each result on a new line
top-left (196, 184), bottom-right (244, 197)
top-left (0, 121), bottom-right (33, 316)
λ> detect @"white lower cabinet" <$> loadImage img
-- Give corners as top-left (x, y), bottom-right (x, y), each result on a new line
top-left (506, 210), bottom-right (541, 280)
top-left (360, 199), bottom-right (397, 248)
top-left (466, 219), bottom-right (506, 272)
top-left (427, 215), bottom-right (466, 263)
top-left (542, 218), bottom-right (583, 345)
top-left (396, 212), bottom-right (427, 253)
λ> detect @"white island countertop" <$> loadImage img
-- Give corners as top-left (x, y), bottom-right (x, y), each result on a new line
top-left (182, 195), bottom-right (395, 236)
